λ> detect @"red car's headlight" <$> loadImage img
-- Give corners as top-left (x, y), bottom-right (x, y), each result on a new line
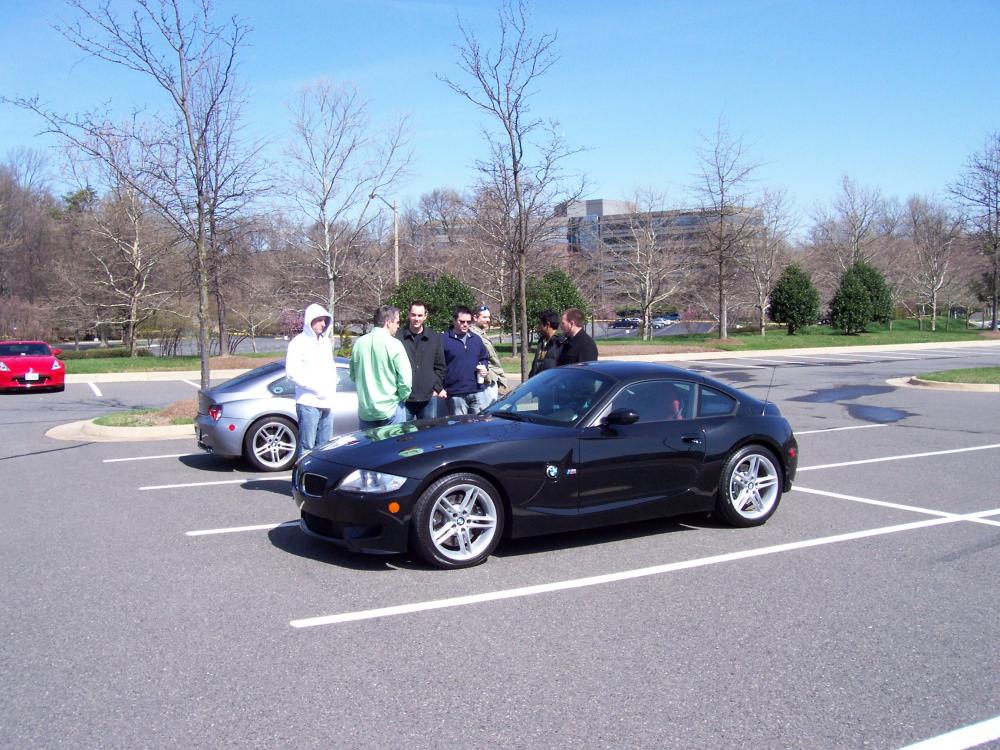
top-left (51, 359), bottom-right (62, 371)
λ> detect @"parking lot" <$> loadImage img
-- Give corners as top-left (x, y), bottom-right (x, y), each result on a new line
top-left (2, 342), bottom-right (999, 749)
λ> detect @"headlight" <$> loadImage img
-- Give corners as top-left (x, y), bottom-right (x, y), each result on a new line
top-left (51, 359), bottom-right (62, 371)
top-left (0, 362), bottom-right (8, 371)
top-left (338, 469), bottom-right (406, 494)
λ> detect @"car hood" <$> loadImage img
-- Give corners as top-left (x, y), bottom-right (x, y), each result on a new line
top-left (0, 355), bottom-right (59, 373)
top-left (305, 413), bottom-right (561, 475)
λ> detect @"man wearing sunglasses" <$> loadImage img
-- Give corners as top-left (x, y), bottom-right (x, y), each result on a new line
top-left (440, 305), bottom-right (489, 415)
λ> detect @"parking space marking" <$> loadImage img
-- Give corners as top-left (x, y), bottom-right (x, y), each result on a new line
top-left (798, 443), bottom-right (1000, 472)
top-left (683, 360), bottom-right (768, 370)
top-left (182, 379), bottom-right (200, 388)
top-left (186, 520), bottom-right (297, 536)
top-left (87, 382), bottom-right (103, 397)
top-left (103, 453), bottom-right (197, 463)
top-left (290, 512), bottom-right (995, 629)
top-left (139, 475), bottom-right (290, 491)
top-left (795, 486), bottom-right (1000, 528)
top-left (796, 424), bottom-right (888, 435)
top-left (897, 714), bottom-right (1000, 750)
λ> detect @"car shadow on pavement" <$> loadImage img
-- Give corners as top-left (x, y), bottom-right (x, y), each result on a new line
top-left (493, 513), bottom-right (706, 560)
top-left (240, 479), bottom-right (293, 497)
top-left (267, 522), bottom-right (408, 572)
top-left (179, 453), bottom-right (251, 473)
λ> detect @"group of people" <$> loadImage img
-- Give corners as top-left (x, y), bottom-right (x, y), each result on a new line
top-left (284, 300), bottom-right (599, 457)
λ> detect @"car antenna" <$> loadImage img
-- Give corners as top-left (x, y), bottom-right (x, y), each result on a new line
top-left (762, 365), bottom-right (777, 416)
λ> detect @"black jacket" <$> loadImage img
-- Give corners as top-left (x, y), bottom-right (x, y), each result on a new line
top-left (556, 329), bottom-right (598, 367)
top-left (529, 334), bottom-right (565, 378)
top-left (396, 326), bottom-right (446, 403)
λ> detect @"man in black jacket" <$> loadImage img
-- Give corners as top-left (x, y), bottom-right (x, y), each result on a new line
top-left (529, 309), bottom-right (565, 378)
top-left (396, 300), bottom-right (446, 419)
top-left (556, 307), bottom-right (599, 366)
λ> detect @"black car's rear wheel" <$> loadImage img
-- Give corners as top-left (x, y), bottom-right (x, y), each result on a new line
top-left (411, 473), bottom-right (504, 569)
top-left (715, 445), bottom-right (782, 527)
top-left (243, 415), bottom-right (297, 472)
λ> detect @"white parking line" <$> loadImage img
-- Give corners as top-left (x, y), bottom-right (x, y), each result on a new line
top-left (795, 486), bottom-right (1000, 528)
top-left (182, 379), bottom-right (200, 388)
top-left (87, 382), bottom-right (102, 397)
top-left (186, 520), bottom-right (297, 536)
top-left (796, 424), bottom-right (888, 435)
top-left (103, 453), bottom-right (197, 463)
top-left (684, 360), bottom-right (768, 369)
top-left (290, 512), bottom-right (992, 628)
top-left (797, 443), bottom-right (1000, 472)
top-left (139, 475), bottom-right (290, 491)
top-left (897, 714), bottom-right (1000, 750)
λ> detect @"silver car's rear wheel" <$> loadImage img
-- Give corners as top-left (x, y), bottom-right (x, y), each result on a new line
top-left (243, 415), bottom-right (297, 472)
top-left (716, 445), bottom-right (782, 527)
top-left (412, 473), bottom-right (504, 568)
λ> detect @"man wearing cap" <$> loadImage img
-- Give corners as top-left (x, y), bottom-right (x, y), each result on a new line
top-left (285, 302), bottom-right (337, 459)
top-left (471, 305), bottom-right (506, 409)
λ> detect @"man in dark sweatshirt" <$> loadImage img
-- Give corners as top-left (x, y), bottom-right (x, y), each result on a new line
top-left (441, 305), bottom-right (488, 415)
top-left (396, 300), bottom-right (446, 420)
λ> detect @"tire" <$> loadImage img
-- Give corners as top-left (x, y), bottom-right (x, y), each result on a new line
top-left (243, 415), bottom-right (298, 472)
top-left (411, 473), bottom-right (504, 569)
top-left (715, 445), bottom-right (782, 527)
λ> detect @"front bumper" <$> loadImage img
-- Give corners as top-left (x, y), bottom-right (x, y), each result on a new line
top-left (292, 459), bottom-right (418, 555)
top-left (0, 371), bottom-right (62, 390)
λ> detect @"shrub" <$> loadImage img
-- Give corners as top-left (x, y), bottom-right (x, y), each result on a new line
top-left (60, 347), bottom-right (154, 359)
top-left (769, 263), bottom-right (820, 335)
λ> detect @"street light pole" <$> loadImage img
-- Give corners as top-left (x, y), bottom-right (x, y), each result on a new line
top-left (370, 192), bottom-right (399, 286)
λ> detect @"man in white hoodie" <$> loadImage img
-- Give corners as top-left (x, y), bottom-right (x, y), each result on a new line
top-left (285, 303), bottom-right (337, 459)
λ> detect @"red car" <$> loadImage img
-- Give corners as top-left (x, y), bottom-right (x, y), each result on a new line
top-left (0, 341), bottom-right (65, 392)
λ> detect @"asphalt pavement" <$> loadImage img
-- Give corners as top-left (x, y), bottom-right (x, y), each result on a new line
top-left (3, 339), bottom-right (1000, 749)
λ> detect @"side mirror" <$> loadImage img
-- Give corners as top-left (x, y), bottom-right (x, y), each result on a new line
top-left (604, 408), bottom-right (639, 426)
top-left (51, 348), bottom-right (62, 357)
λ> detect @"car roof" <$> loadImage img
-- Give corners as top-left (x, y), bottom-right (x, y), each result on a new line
top-left (566, 359), bottom-right (756, 403)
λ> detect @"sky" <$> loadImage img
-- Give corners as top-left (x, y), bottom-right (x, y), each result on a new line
top-left (2, 0), bottom-right (999, 232)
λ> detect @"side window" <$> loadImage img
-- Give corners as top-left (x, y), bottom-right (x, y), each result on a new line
top-left (607, 380), bottom-right (693, 422)
top-left (268, 377), bottom-right (294, 397)
top-left (698, 385), bottom-right (737, 417)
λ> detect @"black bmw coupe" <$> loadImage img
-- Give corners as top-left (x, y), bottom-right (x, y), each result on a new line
top-left (292, 361), bottom-right (798, 569)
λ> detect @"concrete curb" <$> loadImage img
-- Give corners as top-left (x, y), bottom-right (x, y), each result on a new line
top-left (904, 377), bottom-right (1000, 392)
top-left (46, 419), bottom-right (193, 443)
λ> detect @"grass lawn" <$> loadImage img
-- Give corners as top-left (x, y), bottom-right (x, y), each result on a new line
top-left (65, 352), bottom-right (279, 374)
top-left (93, 408), bottom-right (195, 427)
top-left (917, 367), bottom-right (1000, 385)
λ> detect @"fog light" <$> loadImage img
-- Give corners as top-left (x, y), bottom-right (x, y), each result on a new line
top-left (388, 502), bottom-right (400, 514)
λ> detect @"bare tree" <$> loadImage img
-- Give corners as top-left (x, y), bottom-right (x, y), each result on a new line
top-left (11, 0), bottom-right (256, 386)
top-left (951, 131), bottom-right (1000, 330)
top-left (899, 196), bottom-right (963, 330)
top-left (691, 118), bottom-right (761, 339)
top-left (441, 0), bottom-right (582, 376)
top-left (600, 190), bottom-right (688, 340)
top-left (812, 176), bottom-right (895, 271)
top-left (283, 80), bottom-right (409, 327)
top-left (741, 188), bottom-right (795, 335)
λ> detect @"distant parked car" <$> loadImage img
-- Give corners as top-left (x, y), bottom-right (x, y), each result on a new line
top-left (195, 358), bottom-right (359, 472)
top-left (610, 317), bottom-right (640, 329)
top-left (0, 341), bottom-right (64, 392)
top-left (651, 317), bottom-right (675, 329)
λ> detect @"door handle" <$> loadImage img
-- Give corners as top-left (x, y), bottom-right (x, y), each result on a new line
top-left (681, 434), bottom-right (702, 445)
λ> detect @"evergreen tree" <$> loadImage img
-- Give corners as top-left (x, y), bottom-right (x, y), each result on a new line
top-left (388, 274), bottom-right (476, 332)
top-left (852, 261), bottom-right (894, 325)
top-left (768, 263), bottom-right (820, 335)
top-left (830, 265), bottom-right (874, 334)
top-left (502, 270), bottom-right (588, 338)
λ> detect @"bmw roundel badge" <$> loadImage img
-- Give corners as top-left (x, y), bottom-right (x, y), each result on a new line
top-left (545, 464), bottom-right (558, 479)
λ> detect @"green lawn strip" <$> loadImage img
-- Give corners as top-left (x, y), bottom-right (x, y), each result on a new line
top-left (65, 352), bottom-right (279, 374)
top-left (93, 408), bottom-right (195, 427)
top-left (918, 367), bottom-right (1000, 385)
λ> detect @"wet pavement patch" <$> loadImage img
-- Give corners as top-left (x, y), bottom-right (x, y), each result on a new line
top-left (845, 404), bottom-right (912, 424)
top-left (791, 385), bottom-right (895, 403)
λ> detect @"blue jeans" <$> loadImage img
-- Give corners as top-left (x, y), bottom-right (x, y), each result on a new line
top-left (405, 399), bottom-right (439, 421)
top-left (448, 393), bottom-right (482, 415)
top-left (296, 404), bottom-right (333, 459)
top-left (359, 402), bottom-right (408, 430)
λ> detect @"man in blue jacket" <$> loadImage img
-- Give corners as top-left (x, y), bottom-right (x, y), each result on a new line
top-left (440, 305), bottom-right (488, 415)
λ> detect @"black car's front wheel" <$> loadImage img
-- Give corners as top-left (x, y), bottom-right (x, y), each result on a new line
top-left (243, 415), bottom-right (297, 472)
top-left (411, 473), bottom-right (504, 569)
top-left (716, 445), bottom-right (782, 527)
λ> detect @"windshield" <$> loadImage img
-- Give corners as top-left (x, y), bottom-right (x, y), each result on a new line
top-left (0, 343), bottom-right (51, 357)
top-left (487, 367), bottom-right (616, 425)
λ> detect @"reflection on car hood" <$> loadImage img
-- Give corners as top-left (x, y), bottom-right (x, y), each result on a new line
top-left (307, 413), bottom-right (557, 473)
top-left (0, 355), bottom-right (57, 372)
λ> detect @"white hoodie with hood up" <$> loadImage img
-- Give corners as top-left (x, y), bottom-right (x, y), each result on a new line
top-left (285, 303), bottom-right (337, 407)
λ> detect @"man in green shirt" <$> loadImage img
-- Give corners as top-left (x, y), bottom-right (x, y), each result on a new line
top-left (349, 305), bottom-right (413, 428)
